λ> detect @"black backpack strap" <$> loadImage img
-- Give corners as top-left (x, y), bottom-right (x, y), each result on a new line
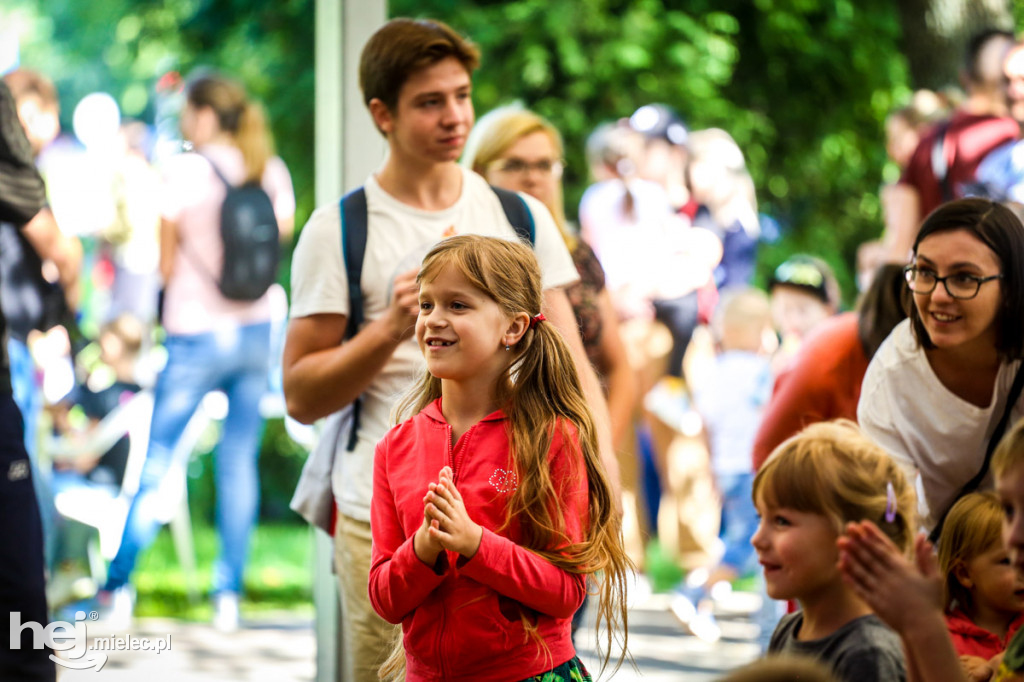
top-left (491, 186), bottom-right (535, 245)
top-left (340, 188), bottom-right (368, 452)
top-left (204, 156), bottom-right (234, 189)
top-left (177, 154), bottom-right (229, 288)
top-left (334, 185), bottom-right (529, 453)
top-left (929, 361), bottom-right (1024, 542)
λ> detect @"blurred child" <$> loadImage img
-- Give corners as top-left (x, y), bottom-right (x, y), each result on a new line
top-left (693, 289), bottom-right (773, 584)
top-left (667, 288), bottom-right (773, 642)
top-left (368, 235), bottom-right (630, 680)
top-left (49, 313), bottom-right (145, 492)
top-left (938, 492), bottom-right (1024, 681)
top-left (767, 254), bottom-right (840, 371)
top-left (755, 420), bottom-right (913, 681)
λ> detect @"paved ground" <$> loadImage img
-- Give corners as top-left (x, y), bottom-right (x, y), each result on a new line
top-left (54, 613), bottom-right (316, 682)
top-left (53, 589), bottom-right (767, 680)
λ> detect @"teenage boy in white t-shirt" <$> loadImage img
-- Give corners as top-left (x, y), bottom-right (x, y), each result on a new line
top-left (282, 18), bottom-right (618, 682)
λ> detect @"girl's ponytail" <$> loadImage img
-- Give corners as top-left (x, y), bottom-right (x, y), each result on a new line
top-left (501, 314), bottom-right (629, 674)
top-left (185, 73), bottom-right (272, 184)
top-left (235, 100), bottom-right (271, 184)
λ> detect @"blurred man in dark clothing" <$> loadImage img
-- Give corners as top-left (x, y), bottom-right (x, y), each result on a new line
top-left (0, 78), bottom-right (56, 681)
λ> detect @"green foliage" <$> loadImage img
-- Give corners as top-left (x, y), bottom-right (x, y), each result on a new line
top-left (393, 0), bottom-right (912, 304)
top-left (134, 522), bottom-right (313, 618)
top-left (6, 0), bottom-right (315, 237)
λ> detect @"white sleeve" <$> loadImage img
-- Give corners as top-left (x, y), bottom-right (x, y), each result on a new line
top-left (519, 192), bottom-right (579, 291)
top-left (289, 203), bottom-right (349, 319)
top-left (858, 361), bottom-right (921, 491)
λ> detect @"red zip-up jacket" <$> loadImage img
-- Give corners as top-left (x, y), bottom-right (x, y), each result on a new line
top-left (369, 398), bottom-right (588, 681)
top-left (946, 608), bottom-right (1024, 660)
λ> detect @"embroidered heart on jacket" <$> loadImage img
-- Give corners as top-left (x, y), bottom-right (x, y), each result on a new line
top-left (489, 468), bottom-right (518, 494)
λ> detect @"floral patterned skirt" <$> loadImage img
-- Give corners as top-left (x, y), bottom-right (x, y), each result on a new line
top-left (519, 656), bottom-right (592, 682)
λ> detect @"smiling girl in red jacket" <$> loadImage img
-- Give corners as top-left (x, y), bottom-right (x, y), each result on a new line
top-left (368, 235), bottom-right (629, 681)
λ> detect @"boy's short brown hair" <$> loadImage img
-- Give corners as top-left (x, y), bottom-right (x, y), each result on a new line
top-left (359, 18), bottom-right (480, 112)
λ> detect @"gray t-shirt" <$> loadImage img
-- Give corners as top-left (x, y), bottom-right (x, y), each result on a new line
top-left (768, 612), bottom-right (906, 682)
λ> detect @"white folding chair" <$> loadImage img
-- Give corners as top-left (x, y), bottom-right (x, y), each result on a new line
top-left (49, 388), bottom-right (216, 604)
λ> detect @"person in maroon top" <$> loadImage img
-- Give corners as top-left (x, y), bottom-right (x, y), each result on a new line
top-left (882, 29), bottom-right (1018, 262)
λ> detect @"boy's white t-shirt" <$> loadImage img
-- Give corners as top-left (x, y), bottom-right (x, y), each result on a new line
top-left (290, 166), bottom-right (578, 522)
top-left (858, 319), bottom-right (1024, 531)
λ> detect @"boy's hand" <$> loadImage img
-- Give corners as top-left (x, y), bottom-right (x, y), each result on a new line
top-left (837, 521), bottom-right (943, 634)
top-left (425, 467), bottom-right (482, 559)
top-left (960, 655), bottom-right (994, 682)
top-left (387, 267), bottom-right (420, 340)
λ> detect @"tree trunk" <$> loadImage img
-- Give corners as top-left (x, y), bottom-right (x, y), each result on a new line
top-left (896, 0), bottom-right (1012, 90)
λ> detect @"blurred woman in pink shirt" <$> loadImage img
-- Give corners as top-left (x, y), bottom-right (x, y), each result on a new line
top-left (100, 73), bottom-right (294, 632)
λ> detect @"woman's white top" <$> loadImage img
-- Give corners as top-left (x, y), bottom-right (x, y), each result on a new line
top-left (858, 319), bottom-right (1024, 531)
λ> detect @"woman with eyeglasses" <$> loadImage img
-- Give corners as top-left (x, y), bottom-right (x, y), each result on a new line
top-left (462, 105), bottom-right (642, 563)
top-left (858, 198), bottom-right (1024, 534)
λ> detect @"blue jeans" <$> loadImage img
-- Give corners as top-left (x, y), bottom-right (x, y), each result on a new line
top-left (105, 322), bottom-right (271, 595)
top-left (718, 472), bottom-right (758, 576)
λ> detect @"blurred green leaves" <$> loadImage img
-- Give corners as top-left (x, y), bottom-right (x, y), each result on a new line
top-left (6, 0), bottom-right (315, 239)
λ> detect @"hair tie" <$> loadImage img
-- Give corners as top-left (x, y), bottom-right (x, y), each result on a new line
top-left (529, 313), bottom-right (546, 330)
top-left (884, 480), bottom-right (897, 523)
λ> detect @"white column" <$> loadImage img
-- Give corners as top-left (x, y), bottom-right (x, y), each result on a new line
top-left (312, 1), bottom-right (386, 681)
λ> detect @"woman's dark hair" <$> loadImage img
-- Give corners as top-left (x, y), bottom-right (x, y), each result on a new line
top-left (905, 198), bottom-right (1024, 359)
top-left (857, 263), bottom-right (908, 359)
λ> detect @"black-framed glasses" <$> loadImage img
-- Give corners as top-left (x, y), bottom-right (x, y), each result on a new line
top-left (903, 265), bottom-right (1003, 300)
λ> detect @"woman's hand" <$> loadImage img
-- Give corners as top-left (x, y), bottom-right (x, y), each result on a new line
top-left (424, 466), bottom-right (483, 559)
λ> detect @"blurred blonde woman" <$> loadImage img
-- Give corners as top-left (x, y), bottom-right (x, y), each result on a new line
top-left (463, 105), bottom-right (641, 559)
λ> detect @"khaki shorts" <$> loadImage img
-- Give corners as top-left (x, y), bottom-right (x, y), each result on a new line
top-left (334, 513), bottom-right (400, 682)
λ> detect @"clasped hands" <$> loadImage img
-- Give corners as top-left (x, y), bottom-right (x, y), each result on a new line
top-left (413, 466), bottom-right (483, 566)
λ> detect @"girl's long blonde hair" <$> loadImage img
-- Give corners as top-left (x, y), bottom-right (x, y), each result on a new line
top-left (754, 420), bottom-right (917, 555)
top-left (395, 234), bottom-right (629, 672)
top-left (936, 492), bottom-right (1004, 614)
top-left (186, 73), bottom-right (273, 184)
